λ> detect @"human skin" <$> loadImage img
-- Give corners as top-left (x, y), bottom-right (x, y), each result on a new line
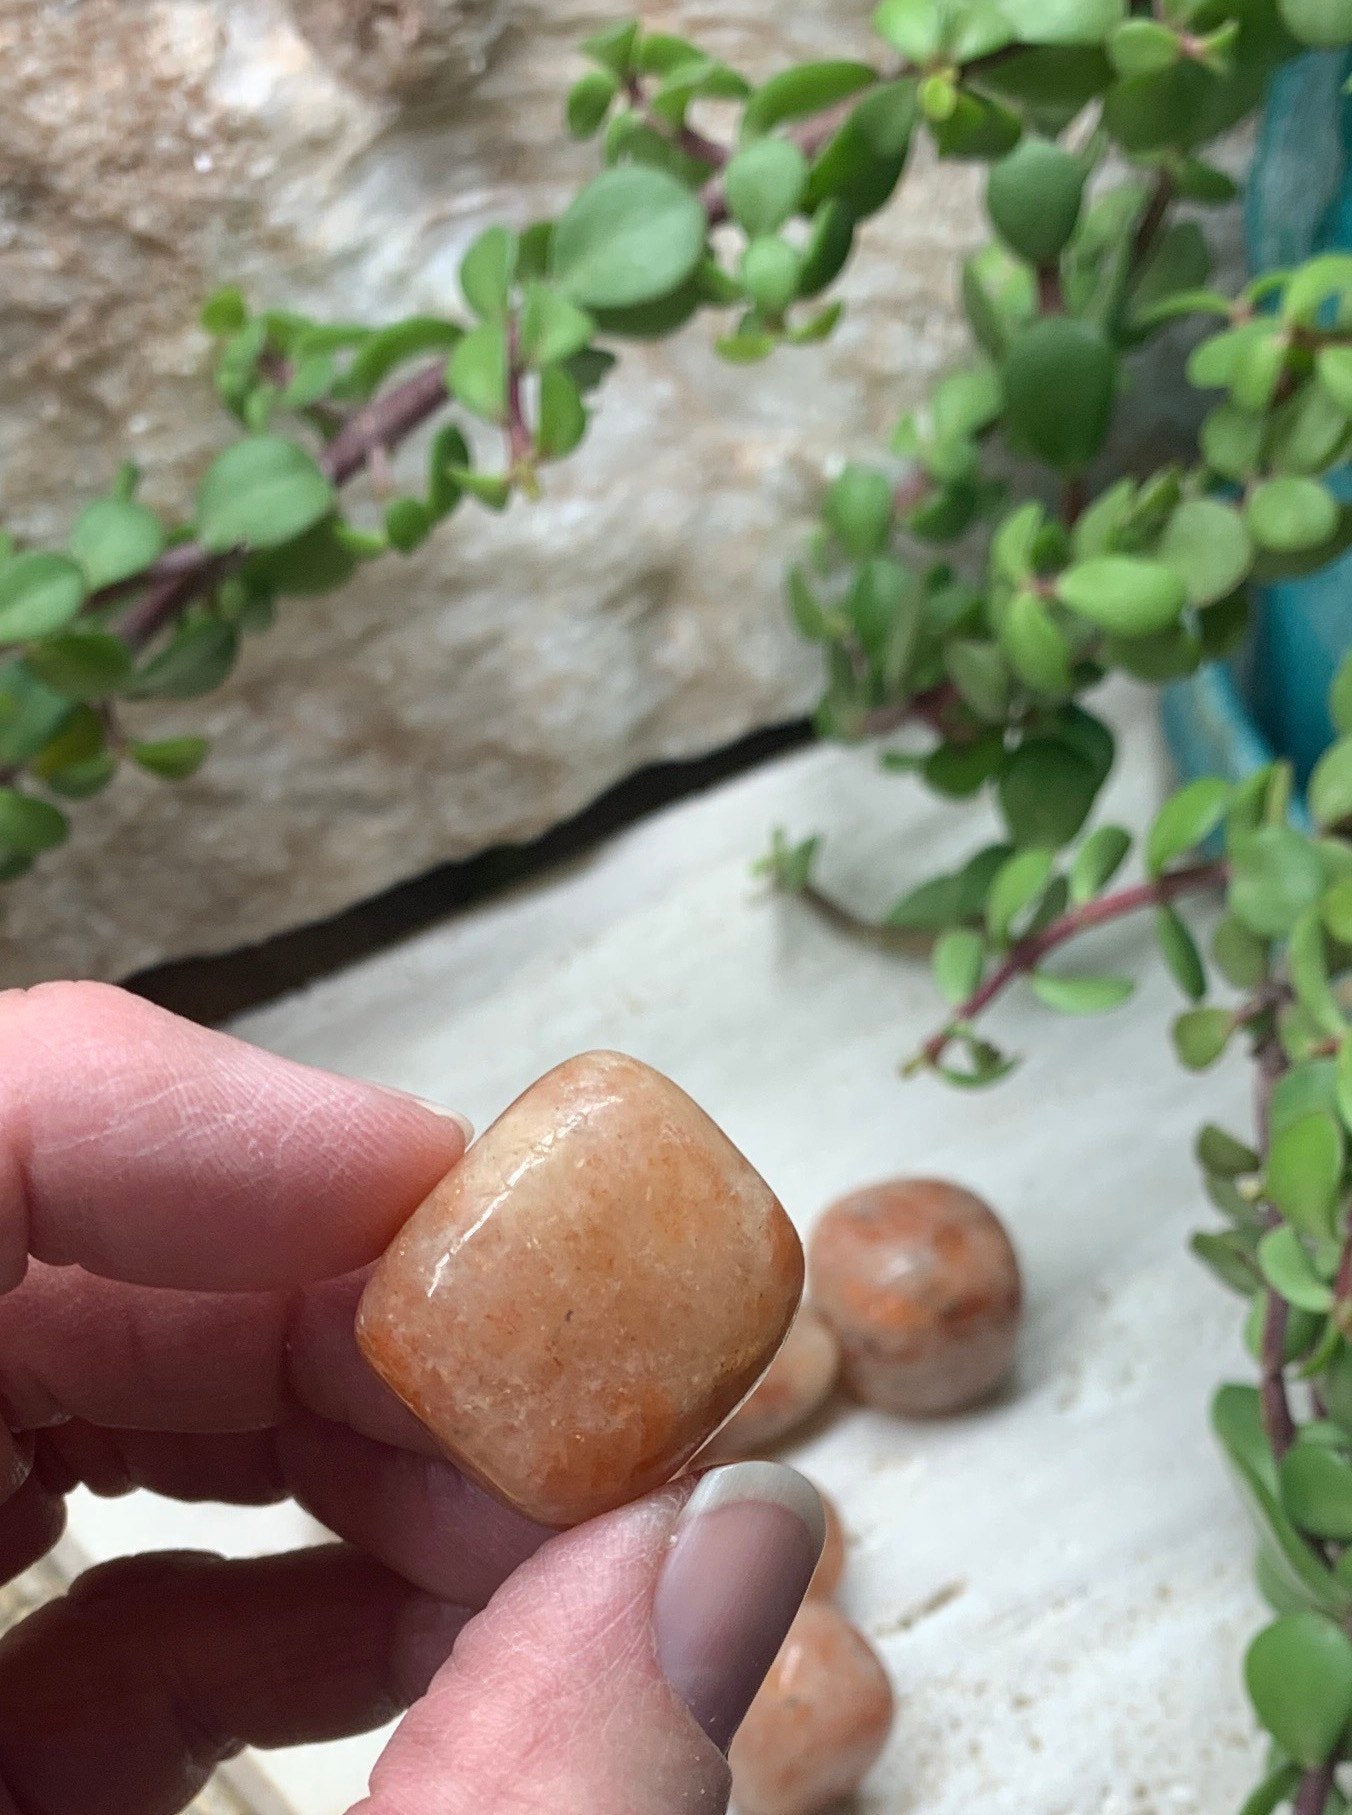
top-left (0, 982), bottom-right (821, 1815)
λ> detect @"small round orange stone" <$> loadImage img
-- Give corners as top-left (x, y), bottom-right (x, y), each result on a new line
top-left (730, 1601), bottom-right (893, 1815)
top-left (807, 1488), bottom-right (845, 1600)
top-left (702, 1305), bottom-right (839, 1461)
top-left (356, 1051), bottom-right (803, 1527)
top-left (809, 1177), bottom-right (1021, 1416)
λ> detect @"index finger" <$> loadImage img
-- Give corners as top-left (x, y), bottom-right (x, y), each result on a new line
top-left (0, 982), bottom-right (468, 1293)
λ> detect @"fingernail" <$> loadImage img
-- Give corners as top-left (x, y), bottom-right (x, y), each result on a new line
top-left (382, 1088), bottom-right (474, 1144)
top-left (653, 1460), bottom-right (824, 1752)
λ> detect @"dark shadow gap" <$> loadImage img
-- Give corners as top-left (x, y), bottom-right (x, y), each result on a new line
top-left (127, 718), bottom-right (812, 1026)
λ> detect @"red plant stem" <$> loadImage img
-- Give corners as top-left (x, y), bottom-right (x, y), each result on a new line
top-left (505, 318), bottom-right (532, 469)
top-left (1295, 1759), bottom-right (1335, 1815)
top-left (921, 858), bottom-right (1228, 1065)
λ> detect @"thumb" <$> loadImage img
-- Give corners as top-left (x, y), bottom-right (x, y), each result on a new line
top-left (353, 1461), bottom-right (824, 1815)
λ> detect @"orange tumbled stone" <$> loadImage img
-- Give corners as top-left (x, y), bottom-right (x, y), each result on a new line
top-left (356, 1050), bottom-right (803, 1527)
top-left (730, 1602), bottom-right (893, 1815)
top-left (701, 1304), bottom-right (839, 1461)
top-left (809, 1177), bottom-right (1021, 1416)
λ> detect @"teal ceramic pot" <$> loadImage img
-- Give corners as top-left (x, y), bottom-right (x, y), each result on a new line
top-left (1160, 49), bottom-right (1352, 805)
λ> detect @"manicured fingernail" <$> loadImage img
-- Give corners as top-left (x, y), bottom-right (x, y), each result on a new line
top-left (653, 1460), bottom-right (824, 1752)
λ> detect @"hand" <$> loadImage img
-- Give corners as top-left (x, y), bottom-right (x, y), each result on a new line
top-left (0, 983), bottom-right (822, 1815)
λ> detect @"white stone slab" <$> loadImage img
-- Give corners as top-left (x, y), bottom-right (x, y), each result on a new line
top-left (67, 682), bottom-right (1267, 1812)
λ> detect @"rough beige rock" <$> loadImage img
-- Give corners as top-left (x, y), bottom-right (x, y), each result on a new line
top-left (0, 3), bottom-right (1235, 985)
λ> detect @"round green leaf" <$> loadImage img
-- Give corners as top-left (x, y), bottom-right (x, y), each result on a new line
top-left (551, 167), bottom-right (706, 309)
top-left (459, 226), bottom-right (518, 322)
top-left (1155, 903), bottom-right (1206, 1000)
top-left (1056, 556), bottom-right (1186, 636)
top-left (1267, 1110), bottom-right (1344, 1240)
top-left (825, 465), bottom-right (893, 557)
top-left (1245, 1613), bottom-right (1352, 1766)
top-left (0, 554), bottom-right (86, 642)
top-left (1108, 17), bottom-right (1180, 75)
top-left (998, 736), bottom-right (1102, 847)
top-left (1323, 876), bottom-right (1352, 945)
top-left (25, 631), bottom-right (133, 702)
top-left (536, 365), bottom-right (587, 460)
top-left (945, 638), bottom-right (1011, 722)
top-left (1156, 498), bottom-right (1252, 609)
top-left (986, 846), bottom-right (1055, 942)
top-left (518, 285), bottom-right (594, 368)
top-left (1310, 736), bottom-right (1352, 830)
top-left (1145, 776), bottom-right (1231, 876)
top-left (1281, 1444), bottom-right (1352, 1541)
top-left (1247, 477), bottom-right (1340, 555)
top-left (740, 235), bottom-right (801, 315)
top-left (1171, 1005), bottom-right (1232, 1070)
top-left (196, 437), bottom-right (334, 554)
top-left (1230, 826), bottom-right (1328, 937)
top-left (566, 69), bottom-right (618, 138)
top-left (987, 138), bottom-right (1085, 267)
top-left (1031, 971), bottom-right (1134, 1014)
top-left (933, 926), bottom-right (985, 1005)
top-left (1003, 319), bottom-right (1118, 473)
top-left (131, 736), bottom-right (208, 780)
top-left (1280, 0), bottom-right (1352, 49)
top-left (1197, 1123), bottom-right (1260, 1178)
top-left (1317, 344), bottom-right (1352, 413)
top-left (742, 62), bottom-right (876, 137)
top-left (447, 323), bottom-right (509, 423)
top-left (998, 0), bottom-right (1125, 43)
top-left (872, 0), bottom-right (943, 59)
top-left (0, 787), bottom-right (68, 856)
top-left (1003, 589), bottom-right (1073, 696)
top-left (725, 137), bottom-right (809, 237)
top-left (1257, 1225), bottom-right (1335, 1311)
top-left (1201, 403), bottom-right (1266, 481)
top-left (68, 498), bottom-right (164, 591)
top-left (1069, 824), bottom-right (1131, 904)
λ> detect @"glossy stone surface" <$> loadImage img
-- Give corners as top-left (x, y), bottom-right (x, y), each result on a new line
top-left (809, 1178), bottom-right (1021, 1416)
top-left (357, 1050), bottom-right (803, 1526)
top-left (730, 1601), bottom-right (894, 1815)
top-left (702, 1305), bottom-right (839, 1461)
top-left (807, 1488), bottom-right (845, 1601)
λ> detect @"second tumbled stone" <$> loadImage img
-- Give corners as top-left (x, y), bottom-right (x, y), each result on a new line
top-left (357, 1050), bottom-right (803, 1527)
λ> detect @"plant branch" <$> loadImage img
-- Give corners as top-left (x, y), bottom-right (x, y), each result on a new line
top-left (1294, 1759), bottom-right (1336, 1815)
top-left (1130, 167), bottom-right (1176, 272)
top-left (918, 858), bottom-right (1228, 1066)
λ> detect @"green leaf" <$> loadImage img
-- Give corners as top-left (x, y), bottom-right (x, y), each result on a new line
top-left (1056, 555), bottom-right (1186, 637)
top-left (1324, 875), bottom-right (1352, 944)
top-left (551, 167), bottom-right (706, 309)
top-left (1156, 498), bottom-right (1252, 609)
top-left (1155, 903), bottom-right (1206, 1000)
top-left (68, 498), bottom-right (164, 591)
top-left (1332, 654), bottom-right (1352, 743)
top-left (998, 736), bottom-right (1103, 847)
top-left (998, 0), bottom-right (1125, 43)
top-left (0, 554), bottom-right (86, 642)
top-left (933, 926), bottom-right (985, 1004)
top-left (803, 80), bottom-right (915, 221)
top-left (129, 735), bottom-right (207, 780)
top-left (1246, 1612), bottom-right (1352, 1766)
top-left (740, 235), bottom-right (801, 315)
top-left (1191, 1229), bottom-right (1262, 1292)
top-left (1002, 589), bottom-right (1072, 696)
top-left (382, 498), bottom-right (432, 554)
top-left (1212, 913), bottom-right (1268, 990)
top-left (447, 323), bottom-right (509, 424)
top-left (1172, 1004), bottom-right (1232, 1069)
top-left (1268, 1111), bottom-right (1345, 1241)
top-left (987, 138), bottom-right (1085, 267)
top-left (25, 631), bottom-right (132, 701)
top-left (1248, 477), bottom-right (1340, 555)
top-left (742, 62), bottom-right (877, 138)
top-left (1281, 1443), bottom-right (1352, 1541)
top-left (756, 828), bottom-right (820, 892)
top-left (1070, 824), bottom-right (1131, 903)
top-left (872, 0), bottom-right (942, 59)
top-left (1259, 1224), bottom-right (1336, 1312)
top-left (567, 68), bottom-right (618, 138)
top-left (986, 847), bottom-right (1055, 942)
top-left (451, 467), bottom-right (512, 510)
top-left (1108, 17), bottom-right (1181, 75)
top-left (1291, 909), bottom-right (1347, 1039)
top-left (945, 639), bottom-right (1010, 722)
top-left (1146, 776), bottom-right (1231, 876)
top-left (1311, 737), bottom-right (1352, 831)
top-left (1284, 252), bottom-right (1352, 325)
top-left (725, 137), bottom-right (809, 237)
top-left (345, 318), bottom-right (462, 399)
top-left (1318, 344), bottom-right (1352, 414)
top-left (125, 617), bottom-right (238, 700)
top-left (887, 872), bottom-right (964, 930)
top-left (195, 437), bottom-right (334, 553)
top-left (518, 285), bottom-right (594, 367)
top-left (1198, 1123), bottom-right (1260, 1177)
top-left (825, 465), bottom-right (893, 557)
top-left (0, 788), bottom-right (68, 855)
top-left (924, 733), bottom-right (1006, 799)
top-left (1280, 0), bottom-right (1352, 45)
top-left (1269, 377), bottom-right (1351, 475)
top-left (536, 365), bottom-right (588, 460)
top-left (1003, 318), bottom-right (1117, 472)
top-left (1031, 971), bottom-right (1134, 1014)
top-left (200, 285), bottom-right (247, 335)
top-left (581, 19), bottom-right (639, 75)
top-left (459, 226), bottom-right (518, 322)
top-left (1201, 402), bottom-right (1266, 482)
top-left (1230, 827), bottom-right (1328, 937)
top-left (1126, 221), bottom-right (1211, 336)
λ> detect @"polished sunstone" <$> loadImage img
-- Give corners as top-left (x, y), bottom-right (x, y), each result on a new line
top-left (357, 1050), bottom-right (803, 1526)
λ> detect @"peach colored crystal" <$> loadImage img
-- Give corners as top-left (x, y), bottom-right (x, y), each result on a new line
top-left (730, 1601), bottom-right (894, 1815)
top-left (356, 1050), bottom-right (803, 1526)
top-left (701, 1304), bottom-right (839, 1461)
top-left (809, 1177), bottom-right (1021, 1416)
